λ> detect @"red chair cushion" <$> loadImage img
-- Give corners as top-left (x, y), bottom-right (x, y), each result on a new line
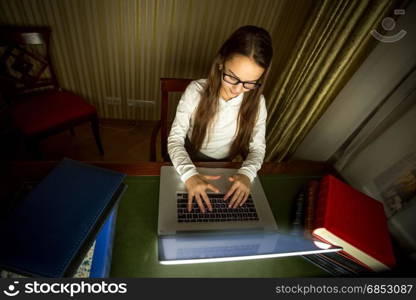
top-left (10, 90), bottom-right (96, 135)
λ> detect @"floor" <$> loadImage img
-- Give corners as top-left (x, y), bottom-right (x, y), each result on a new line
top-left (7, 119), bottom-right (160, 162)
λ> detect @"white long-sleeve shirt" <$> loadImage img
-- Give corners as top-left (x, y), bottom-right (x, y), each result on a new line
top-left (167, 79), bottom-right (267, 183)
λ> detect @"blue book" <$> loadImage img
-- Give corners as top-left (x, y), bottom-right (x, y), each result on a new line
top-left (90, 207), bottom-right (118, 278)
top-left (0, 158), bottom-right (126, 277)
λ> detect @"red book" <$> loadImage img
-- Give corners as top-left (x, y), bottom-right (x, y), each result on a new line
top-left (312, 175), bottom-right (396, 271)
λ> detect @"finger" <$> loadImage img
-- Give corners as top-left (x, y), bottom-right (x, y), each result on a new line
top-left (228, 189), bottom-right (241, 208)
top-left (228, 176), bottom-right (235, 182)
top-left (201, 192), bottom-right (212, 212)
top-left (229, 190), bottom-right (242, 208)
top-left (233, 191), bottom-right (246, 208)
top-left (240, 192), bottom-right (250, 207)
top-left (232, 191), bottom-right (244, 208)
top-left (187, 193), bottom-right (194, 212)
top-left (195, 194), bottom-right (205, 213)
top-left (206, 184), bottom-right (220, 193)
top-left (203, 175), bottom-right (221, 180)
top-left (224, 184), bottom-right (237, 201)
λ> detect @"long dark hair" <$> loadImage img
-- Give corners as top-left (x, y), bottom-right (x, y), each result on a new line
top-left (190, 25), bottom-right (273, 159)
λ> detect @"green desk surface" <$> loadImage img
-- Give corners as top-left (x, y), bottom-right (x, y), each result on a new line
top-left (110, 174), bottom-right (329, 277)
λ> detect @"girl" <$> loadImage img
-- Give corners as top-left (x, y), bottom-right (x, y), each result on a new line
top-left (168, 25), bottom-right (273, 213)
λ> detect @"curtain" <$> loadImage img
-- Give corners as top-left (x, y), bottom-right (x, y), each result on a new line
top-left (265, 0), bottom-right (408, 162)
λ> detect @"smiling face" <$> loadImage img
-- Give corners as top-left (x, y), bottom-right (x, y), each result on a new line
top-left (219, 54), bottom-right (265, 101)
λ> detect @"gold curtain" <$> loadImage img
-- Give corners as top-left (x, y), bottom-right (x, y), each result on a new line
top-left (265, 0), bottom-right (408, 162)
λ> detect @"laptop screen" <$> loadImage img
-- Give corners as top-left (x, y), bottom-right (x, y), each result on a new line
top-left (158, 231), bottom-right (341, 265)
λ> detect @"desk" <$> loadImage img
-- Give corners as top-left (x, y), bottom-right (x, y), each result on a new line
top-left (5, 160), bottom-right (334, 277)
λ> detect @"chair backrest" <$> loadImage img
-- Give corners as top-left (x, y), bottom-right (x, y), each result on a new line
top-left (0, 27), bottom-right (59, 101)
top-left (159, 78), bottom-right (193, 161)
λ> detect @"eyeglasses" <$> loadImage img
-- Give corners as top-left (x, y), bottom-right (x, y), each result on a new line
top-left (222, 71), bottom-right (261, 90)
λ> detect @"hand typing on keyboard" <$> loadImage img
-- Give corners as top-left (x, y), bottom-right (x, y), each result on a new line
top-left (184, 174), bottom-right (221, 213)
top-left (176, 192), bottom-right (259, 222)
top-left (224, 174), bottom-right (251, 209)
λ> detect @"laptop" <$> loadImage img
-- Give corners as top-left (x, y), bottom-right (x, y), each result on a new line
top-left (157, 166), bottom-right (342, 264)
top-left (158, 230), bottom-right (342, 264)
top-left (158, 166), bottom-right (278, 235)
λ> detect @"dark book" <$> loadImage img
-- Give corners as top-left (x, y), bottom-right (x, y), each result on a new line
top-left (291, 185), bottom-right (348, 276)
top-left (0, 158), bottom-right (126, 277)
top-left (304, 180), bottom-right (319, 235)
top-left (318, 252), bottom-right (372, 275)
top-left (290, 189), bottom-right (307, 235)
top-left (302, 254), bottom-right (356, 277)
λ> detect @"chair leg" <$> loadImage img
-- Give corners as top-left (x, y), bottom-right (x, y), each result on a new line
top-left (91, 116), bottom-right (104, 155)
top-left (70, 127), bottom-right (75, 136)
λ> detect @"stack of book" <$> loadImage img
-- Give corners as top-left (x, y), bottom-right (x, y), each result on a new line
top-left (293, 175), bottom-right (396, 276)
top-left (0, 158), bottom-right (126, 277)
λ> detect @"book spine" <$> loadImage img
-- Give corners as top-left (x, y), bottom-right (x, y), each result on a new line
top-left (320, 252), bottom-right (372, 274)
top-left (304, 180), bottom-right (319, 236)
top-left (291, 190), bottom-right (306, 235)
top-left (302, 254), bottom-right (355, 277)
top-left (314, 176), bottom-right (330, 229)
top-left (337, 251), bottom-right (373, 271)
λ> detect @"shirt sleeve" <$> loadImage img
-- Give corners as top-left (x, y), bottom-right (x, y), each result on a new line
top-left (167, 81), bottom-right (201, 183)
top-left (236, 95), bottom-right (267, 182)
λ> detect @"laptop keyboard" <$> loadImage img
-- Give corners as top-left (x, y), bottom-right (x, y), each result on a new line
top-left (177, 193), bottom-right (259, 223)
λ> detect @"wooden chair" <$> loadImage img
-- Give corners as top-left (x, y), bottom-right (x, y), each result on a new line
top-left (150, 78), bottom-right (192, 161)
top-left (0, 27), bottom-right (104, 159)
